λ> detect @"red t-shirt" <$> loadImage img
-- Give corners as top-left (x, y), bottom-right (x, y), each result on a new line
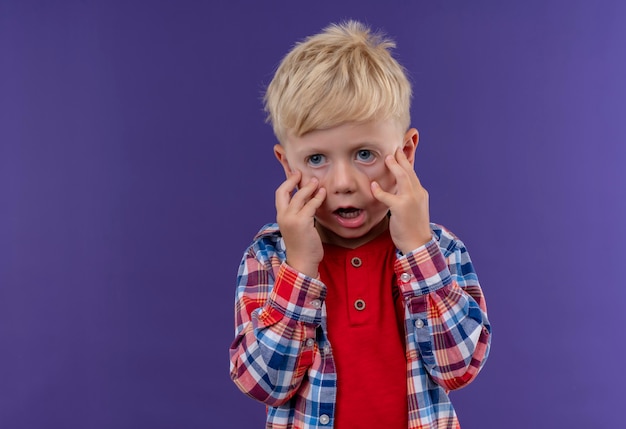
top-left (319, 230), bottom-right (407, 429)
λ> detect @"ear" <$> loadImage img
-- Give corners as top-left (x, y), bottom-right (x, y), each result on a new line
top-left (402, 128), bottom-right (419, 166)
top-left (274, 144), bottom-right (292, 178)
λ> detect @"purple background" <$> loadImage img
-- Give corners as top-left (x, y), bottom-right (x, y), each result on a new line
top-left (2, 1), bottom-right (625, 428)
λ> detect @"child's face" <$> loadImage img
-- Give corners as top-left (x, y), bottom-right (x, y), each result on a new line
top-left (275, 119), bottom-right (418, 248)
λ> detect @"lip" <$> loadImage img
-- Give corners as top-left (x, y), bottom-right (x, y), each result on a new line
top-left (332, 207), bottom-right (366, 229)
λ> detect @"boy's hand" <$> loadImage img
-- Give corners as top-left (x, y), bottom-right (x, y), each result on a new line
top-left (370, 148), bottom-right (432, 254)
top-left (275, 170), bottom-right (327, 278)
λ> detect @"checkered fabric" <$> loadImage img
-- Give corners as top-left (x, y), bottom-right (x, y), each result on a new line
top-left (230, 223), bottom-right (491, 429)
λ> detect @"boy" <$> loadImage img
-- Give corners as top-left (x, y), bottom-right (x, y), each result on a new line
top-left (229, 21), bottom-right (491, 429)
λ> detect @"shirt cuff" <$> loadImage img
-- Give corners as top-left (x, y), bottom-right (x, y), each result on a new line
top-left (258, 263), bottom-right (326, 326)
top-left (395, 238), bottom-right (452, 299)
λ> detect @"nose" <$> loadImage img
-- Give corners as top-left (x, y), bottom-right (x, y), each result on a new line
top-left (327, 160), bottom-right (358, 194)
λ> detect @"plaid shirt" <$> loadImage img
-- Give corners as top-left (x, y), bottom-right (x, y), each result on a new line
top-left (230, 223), bottom-right (491, 429)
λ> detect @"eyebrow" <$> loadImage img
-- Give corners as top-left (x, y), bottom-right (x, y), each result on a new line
top-left (297, 140), bottom-right (386, 154)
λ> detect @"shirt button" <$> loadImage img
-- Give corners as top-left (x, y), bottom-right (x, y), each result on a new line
top-left (414, 319), bottom-right (424, 329)
top-left (354, 299), bottom-right (366, 311)
top-left (319, 414), bottom-right (330, 425)
top-left (305, 338), bottom-right (315, 347)
top-left (351, 257), bottom-right (362, 268)
top-left (323, 344), bottom-right (331, 354)
top-left (310, 299), bottom-right (322, 309)
top-left (400, 272), bottom-right (411, 283)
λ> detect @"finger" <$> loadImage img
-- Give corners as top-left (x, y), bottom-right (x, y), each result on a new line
top-left (276, 170), bottom-right (301, 202)
top-left (286, 177), bottom-right (320, 212)
top-left (300, 187), bottom-right (327, 216)
top-left (384, 153), bottom-right (413, 192)
top-left (370, 181), bottom-right (395, 207)
top-left (388, 149), bottom-right (424, 192)
top-left (394, 148), bottom-right (413, 171)
top-left (396, 148), bottom-right (419, 183)
top-left (275, 170), bottom-right (302, 212)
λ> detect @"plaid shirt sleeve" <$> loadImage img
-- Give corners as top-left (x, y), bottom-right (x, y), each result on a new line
top-left (229, 230), bottom-right (326, 406)
top-left (395, 226), bottom-right (491, 391)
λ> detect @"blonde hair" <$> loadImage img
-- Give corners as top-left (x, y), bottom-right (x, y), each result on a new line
top-left (264, 20), bottom-right (412, 142)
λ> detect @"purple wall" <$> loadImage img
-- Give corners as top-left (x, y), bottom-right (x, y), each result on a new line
top-left (2, 1), bottom-right (625, 428)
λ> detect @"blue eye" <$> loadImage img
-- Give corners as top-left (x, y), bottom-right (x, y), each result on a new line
top-left (356, 150), bottom-right (374, 162)
top-left (307, 154), bottom-right (325, 166)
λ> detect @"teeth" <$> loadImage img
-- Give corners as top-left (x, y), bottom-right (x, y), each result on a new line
top-left (337, 209), bottom-right (360, 218)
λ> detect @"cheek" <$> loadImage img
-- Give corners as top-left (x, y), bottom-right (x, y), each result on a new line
top-left (360, 163), bottom-right (395, 190)
top-left (299, 168), bottom-right (327, 186)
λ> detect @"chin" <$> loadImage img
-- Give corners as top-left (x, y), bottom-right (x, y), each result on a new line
top-left (316, 215), bottom-right (389, 248)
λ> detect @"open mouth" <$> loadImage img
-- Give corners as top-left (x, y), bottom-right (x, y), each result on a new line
top-left (334, 207), bottom-right (362, 219)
